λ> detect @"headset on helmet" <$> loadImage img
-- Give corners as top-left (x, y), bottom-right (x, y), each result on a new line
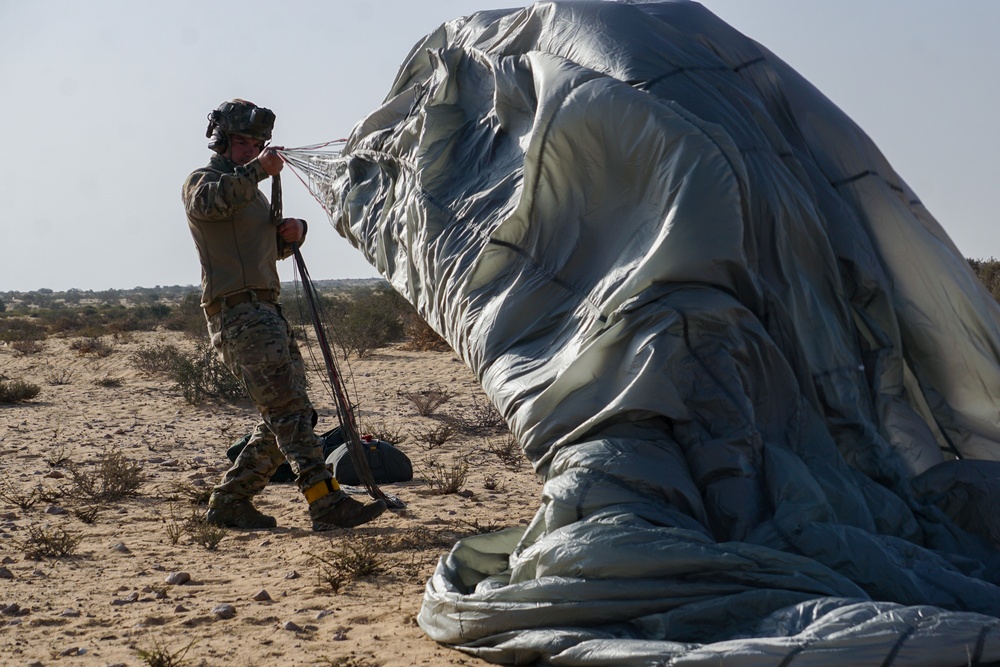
top-left (205, 99), bottom-right (276, 153)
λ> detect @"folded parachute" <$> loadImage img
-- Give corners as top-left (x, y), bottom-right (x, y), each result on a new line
top-left (285, 1), bottom-right (1000, 664)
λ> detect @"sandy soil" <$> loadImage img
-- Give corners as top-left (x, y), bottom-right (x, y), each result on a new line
top-left (0, 330), bottom-right (542, 666)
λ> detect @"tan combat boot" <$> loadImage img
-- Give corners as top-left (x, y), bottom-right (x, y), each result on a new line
top-left (205, 498), bottom-right (277, 529)
top-left (304, 479), bottom-right (387, 530)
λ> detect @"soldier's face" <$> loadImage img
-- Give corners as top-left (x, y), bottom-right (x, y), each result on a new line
top-left (228, 134), bottom-right (264, 165)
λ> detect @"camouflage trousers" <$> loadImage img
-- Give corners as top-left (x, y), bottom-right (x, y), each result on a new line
top-left (205, 299), bottom-right (332, 506)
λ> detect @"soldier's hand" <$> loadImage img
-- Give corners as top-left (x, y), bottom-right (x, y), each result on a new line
top-left (278, 218), bottom-right (305, 243)
top-left (258, 146), bottom-right (285, 176)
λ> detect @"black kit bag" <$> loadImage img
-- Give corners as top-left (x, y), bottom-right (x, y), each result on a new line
top-left (225, 427), bottom-right (347, 484)
top-left (325, 437), bottom-right (413, 485)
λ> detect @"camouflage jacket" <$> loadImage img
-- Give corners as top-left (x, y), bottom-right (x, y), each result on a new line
top-left (182, 153), bottom-right (304, 308)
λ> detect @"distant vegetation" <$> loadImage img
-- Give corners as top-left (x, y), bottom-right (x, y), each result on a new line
top-left (0, 279), bottom-right (455, 407)
top-left (968, 258), bottom-right (1000, 304)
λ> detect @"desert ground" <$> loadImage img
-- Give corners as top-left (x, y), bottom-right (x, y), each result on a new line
top-left (0, 329), bottom-right (542, 666)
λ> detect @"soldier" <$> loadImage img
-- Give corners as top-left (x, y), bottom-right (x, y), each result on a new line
top-left (182, 99), bottom-right (386, 530)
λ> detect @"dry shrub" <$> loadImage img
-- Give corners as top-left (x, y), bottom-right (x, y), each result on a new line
top-left (189, 518), bottom-right (226, 551)
top-left (359, 419), bottom-right (407, 447)
top-left (401, 314), bottom-right (451, 352)
top-left (0, 478), bottom-right (40, 510)
top-left (412, 423), bottom-right (458, 450)
top-left (485, 434), bottom-right (524, 470)
top-left (136, 636), bottom-right (197, 667)
top-left (44, 443), bottom-right (72, 468)
top-left (169, 481), bottom-right (212, 506)
top-left (425, 458), bottom-right (469, 495)
top-left (398, 383), bottom-right (455, 417)
top-left (94, 374), bottom-right (123, 388)
top-left (72, 504), bottom-right (103, 524)
top-left (454, 396), bottom-right (507, 434)
top-left (69, 336), bottom-right (115, 357)
top-left (0, 378), bottom-right (41, 404)
top-left (483, 473), bottom-right (506, 492)
top-left (309, 536), bottom-right (391, 592)
top-left (17, 523), bottom-right (82, 559)
top-left (69, 447), bottom-right (146, 503)
top-left (459, 517), bottom-right (504, 535)
top-left (44, 367), bottom-right (75, 386)
top-left (10, 339), bottom-right (44, 355)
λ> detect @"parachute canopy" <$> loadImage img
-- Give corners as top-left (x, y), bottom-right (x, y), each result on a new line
top-left (284, 1), bottom-right (1000, 664)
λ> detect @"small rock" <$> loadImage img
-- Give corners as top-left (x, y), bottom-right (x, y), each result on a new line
top-left (332, 628), bottom-right (349, 641)
top-left (283, 620), bottom-right (303, 632)
top-left (59, 609), bottom-right (81, 617)
top-left (118, 585), bottom-right (130, 592)
top-left (304, 624), bottom-right (319, 632)
top-left (165, 572), bottom-right (191, 585)
top-left (140, 585), bottom-right (152, 593)
top-left (2, 603), bottom-right (20, 616)
top-left (154, 589), bottom-right (168, 600)
top-left (284, 571), bottom-right (300, 580)
top-left (259, 539), bottom-right (272, 547)
top-left (31, 569), bottom-right (45, 577)
top-left (59, 646), bottom-right (81, 656)
top-left (0, 567), bottom-right (12, 580)
top-left (191, 478), bottom-right (206, 487)
top-left (251, 589), bottom-right (271, 602)
top-left (43, 470), bottom-right (65, 479)
top-left (111, 542), bottom-right (131, 554)
top-left (316, 610), bottom-right (334, 620)
top-left (211, 604), bottom-right (235, 619)
top-left (44, 505), bottom-right (68, 515)
top-left (174, 605), bottom-right (188, 613)
top-left (1, 556), bottom-right (14, 564)
top-left (111, 592), bottom-right (138, 606)
top-left (147, 457), bottom-right (165, 464)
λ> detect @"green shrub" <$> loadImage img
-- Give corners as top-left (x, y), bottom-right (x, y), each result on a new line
top-left (170, 341), bottom-right (247, 405)
top-left (296, 285), bottom-right (407, 359)
top-left (0, 318), bottom-right (46, 343)
top-left (164, 292), bottom-right (207, 338)
top-left (131, 343), bottom-right (185, 375)
top-left (0, 379), bottom-right (41, 404)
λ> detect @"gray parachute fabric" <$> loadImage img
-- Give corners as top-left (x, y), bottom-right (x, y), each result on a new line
top-left (284, 1), bottom-right (1000, 664)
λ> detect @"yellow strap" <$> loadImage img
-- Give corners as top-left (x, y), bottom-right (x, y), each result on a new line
top-left (304, 478), bottom-right (340, 504)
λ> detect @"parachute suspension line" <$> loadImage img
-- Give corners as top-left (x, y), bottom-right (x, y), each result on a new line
top-left (275, 142), bottom-right (348, 216)
top-left (270, 171), bottom-right (405, 509)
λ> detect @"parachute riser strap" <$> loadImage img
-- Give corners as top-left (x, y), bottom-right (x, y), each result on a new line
top-left (271, 171), bottom-right (404, 509)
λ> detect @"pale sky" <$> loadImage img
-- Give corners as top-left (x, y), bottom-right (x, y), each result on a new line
top-left (1, 1), bottom-right (997, 293)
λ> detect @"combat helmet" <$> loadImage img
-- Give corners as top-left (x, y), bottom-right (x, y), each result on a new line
top-left (206, 99), bottom-right (275, 153)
